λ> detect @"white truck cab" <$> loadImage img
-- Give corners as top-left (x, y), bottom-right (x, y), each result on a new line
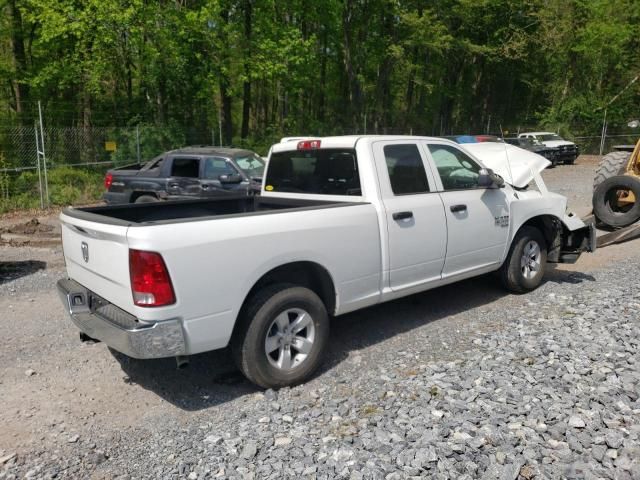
top-left (57, 136), bottom-right (594, 388)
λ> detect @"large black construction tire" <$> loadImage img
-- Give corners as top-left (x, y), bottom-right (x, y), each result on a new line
top-left (231, 283), bottom-right (330, 389)
top-left (593, 151), bottom-right (631, 189)
top-left (499, 226), bottom-right (547, 293)
top-left (592, 175), bottom-right (640, 228)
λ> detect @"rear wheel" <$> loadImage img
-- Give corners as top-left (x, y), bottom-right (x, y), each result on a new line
top-left (134, 194), bottom-right (159, 203)
top-left (231, 283), bottom-right (330, 389)
top-left (499, 226), bottom-right (547, 293)
top-left (593, 151), bottom-right (631, 189)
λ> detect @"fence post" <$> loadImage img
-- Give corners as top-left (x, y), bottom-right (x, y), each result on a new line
top-left (34, 123), bottom-right (44, 209)
top-left (136, 125), bottom-right (141, 164)
top-left (599, 108), bottom-right (608, 156)
top-left (37, 101), bottom-right (50, 207)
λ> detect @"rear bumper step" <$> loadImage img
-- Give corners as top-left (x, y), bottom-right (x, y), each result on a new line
top-left (57, 278), bottom-right (186, 359)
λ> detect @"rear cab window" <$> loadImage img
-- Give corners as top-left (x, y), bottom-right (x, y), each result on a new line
top-left (265, 148), bottom-right (361, 196)
top-left (170, 157), bottom-right (200, 178)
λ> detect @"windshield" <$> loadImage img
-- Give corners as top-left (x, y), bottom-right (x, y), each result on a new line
top-left (538, 134), bottom-right (563, 142)
top-left (265, 148), bottom-right (361, 195)
top-left (235, 154), bottom-right (265, 177)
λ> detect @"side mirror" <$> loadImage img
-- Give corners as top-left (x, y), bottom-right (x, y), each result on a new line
top-left (219, 173), bottom-right (243, 184)
top-left (478, 168), bottom-right (504, 189)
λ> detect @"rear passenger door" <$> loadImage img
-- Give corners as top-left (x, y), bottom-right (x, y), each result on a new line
top-left (424, 141), bottom-right (510, 277)
top-left (372, 140), bottom-right (447, 291)
top-left (166, 156), bottom-right (202, 198)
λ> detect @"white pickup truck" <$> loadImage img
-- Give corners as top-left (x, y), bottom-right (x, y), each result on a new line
top-left (57, 136), bottom-right (595, 388)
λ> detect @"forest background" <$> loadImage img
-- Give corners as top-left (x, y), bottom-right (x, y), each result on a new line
top-left (1, 0), bottom-right (639, 209)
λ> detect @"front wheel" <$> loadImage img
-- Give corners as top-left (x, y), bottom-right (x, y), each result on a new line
top-left (499, 226), bottom-right (547, 293)
top-left (231, 283), bottom-right (330, 389)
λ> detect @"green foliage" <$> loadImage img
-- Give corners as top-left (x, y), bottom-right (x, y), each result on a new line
top-left (46, 166), bottom-right (104, 205)
top-left (110, 124), bottom-right (186, 166)
top-left (0, 0), bottom-right (638, 158)
top-left (0, 166), bottom-right (104, 212)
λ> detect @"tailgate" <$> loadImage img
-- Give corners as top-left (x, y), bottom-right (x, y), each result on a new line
top-left (60, 211), bottom-right (133, 312)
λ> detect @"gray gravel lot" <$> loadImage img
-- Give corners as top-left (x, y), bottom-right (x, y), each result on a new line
top-left (1, 158), bottom-right (639, 479)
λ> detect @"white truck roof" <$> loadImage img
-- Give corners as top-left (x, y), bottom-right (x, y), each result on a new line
top-left (272, 135), bottom-right (451, 152)
top-left (519, 131), bottom-right (555, 136)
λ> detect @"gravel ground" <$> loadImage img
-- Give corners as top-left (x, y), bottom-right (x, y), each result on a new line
top-left (1, 157), bottom-right (639, 479)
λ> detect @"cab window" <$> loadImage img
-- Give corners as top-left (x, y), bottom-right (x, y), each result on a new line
top-left (204, 157), bottom-right (236, 179)
top-left (266, 149), bottom-right (361, 195)
top-left (427, 144), bottom-right (482, 190)
top-left (170, 158), bottom-right (200, 178)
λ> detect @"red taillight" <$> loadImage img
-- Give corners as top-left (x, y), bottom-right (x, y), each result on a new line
top-left (129, 249), bottom-right (175, 307)
top-left (297, 139), bottom-right (321, 150)
top-left (104, 172), bottom-right (113, 190)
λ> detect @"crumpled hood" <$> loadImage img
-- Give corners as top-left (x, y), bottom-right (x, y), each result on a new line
top-left (461, 142), bottom-right (551, 188)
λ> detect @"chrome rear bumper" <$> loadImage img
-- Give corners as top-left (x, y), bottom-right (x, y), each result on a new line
top-left (57, 278), bottom-right (186, 359)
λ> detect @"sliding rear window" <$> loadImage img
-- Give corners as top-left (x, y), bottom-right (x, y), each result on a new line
top-left (265, 149), bottom-right (361, 196)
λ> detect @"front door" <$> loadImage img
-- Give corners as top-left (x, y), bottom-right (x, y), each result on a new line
top-left (424, 142), bottom-right (510, 277)
top-left (200, 157), bottom-right (246, 196)
top-left (373, 141), bottom-right (447, 291)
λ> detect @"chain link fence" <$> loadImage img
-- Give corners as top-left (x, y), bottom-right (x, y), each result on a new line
top-left (0, 122), bottom-right (638, 213)
top-left (0, 125), bottom-right (215, 213)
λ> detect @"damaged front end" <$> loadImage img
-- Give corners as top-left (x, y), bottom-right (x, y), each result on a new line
top-left (551, 214), bottom-right (597, 264)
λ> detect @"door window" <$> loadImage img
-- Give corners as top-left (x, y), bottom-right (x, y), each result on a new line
top-left (170, 158), bottom-right (200, 178)
top-left (204, 157), bottom-right (236, 179)
top-left (383, 144), bottom-right (430, 195)
top-left (427, 144), bottom-right (482, 190)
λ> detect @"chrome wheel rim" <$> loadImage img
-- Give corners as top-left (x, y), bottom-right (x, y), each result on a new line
top-left (265, 308), bottom-right (315, 371)
top-left (520, 240), bottom-right (541, 280)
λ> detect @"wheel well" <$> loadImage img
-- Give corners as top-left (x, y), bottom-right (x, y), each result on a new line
top-left (520, 215), bottom-right (563, 262)
top-left (130, 191), bottom-right (158, 202)
top-left (242, 262), bottom-right (336, 316)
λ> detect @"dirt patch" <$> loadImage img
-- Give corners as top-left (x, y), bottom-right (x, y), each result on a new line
top-left (1, 218), bottom-right (54, 235)
top-left (575, 154), bottom-right (602, 166)
top-left (0, 217), bottom-right (61, 247)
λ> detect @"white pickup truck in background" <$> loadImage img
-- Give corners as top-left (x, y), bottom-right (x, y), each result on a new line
top-left (57, 136), bottom-right (595, 388)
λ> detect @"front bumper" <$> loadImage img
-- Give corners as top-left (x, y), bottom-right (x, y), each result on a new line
top-left (57, 278), bottom-right (186, 359)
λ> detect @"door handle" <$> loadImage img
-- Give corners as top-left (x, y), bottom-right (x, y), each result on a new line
top-left (450, 204), bottom-right (467, 213)
top-left (392, 211), bottom-right (413, 220)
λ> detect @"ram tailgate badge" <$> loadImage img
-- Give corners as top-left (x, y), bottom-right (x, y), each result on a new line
top-left (81, 242), bottom-right (89, 263)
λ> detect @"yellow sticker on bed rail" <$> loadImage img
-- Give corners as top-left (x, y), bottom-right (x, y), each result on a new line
top-left (265, 185), bottom-right (274, 191)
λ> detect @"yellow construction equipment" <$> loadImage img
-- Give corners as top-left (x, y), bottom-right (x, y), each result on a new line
top-left (592, 122), bottom-right (640, 231)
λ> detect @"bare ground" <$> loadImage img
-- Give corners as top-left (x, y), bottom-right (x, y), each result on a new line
top-left (1, 155), bottom-right (639, 477)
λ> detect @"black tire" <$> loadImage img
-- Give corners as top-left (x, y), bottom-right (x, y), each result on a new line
top-left (564, 155), bottom-right (577, 165)
top-left (134, 194), bottom-right (159, 203)
top-left (499, 226), bottom-right (547, 293)
top-left (231, 283), bottom-right (330, 389)
top-left (592, 175), bottom-right (640, 228)
top-left (593, 151), bottom-right (630, 189)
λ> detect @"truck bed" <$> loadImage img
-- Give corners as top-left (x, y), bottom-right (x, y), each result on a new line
top-left (64, 196), bottom-right (360, 225)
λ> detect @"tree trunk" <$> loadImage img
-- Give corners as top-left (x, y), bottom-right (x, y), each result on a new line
top-left (219, 7), bottom-right (233, 144)
top-left (8, 0), bottom-right (30, 123)
top-left (342, 1), bottom-right (362, 129)
top-left (240, 0), bottom-right (252, 140)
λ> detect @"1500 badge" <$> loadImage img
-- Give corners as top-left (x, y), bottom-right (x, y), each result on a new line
top-left (495, 215), bottom-right (509, 227)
